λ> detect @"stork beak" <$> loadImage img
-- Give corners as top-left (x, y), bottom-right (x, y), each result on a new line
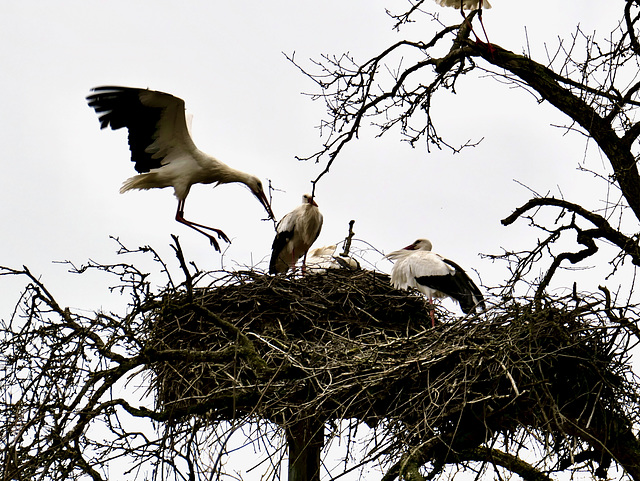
top-left (403, 242), bottom-right (418, 251)
top-left (309, 197), bottom-right (318, 207)
top-left (258, 191), bottom-right (275, 220)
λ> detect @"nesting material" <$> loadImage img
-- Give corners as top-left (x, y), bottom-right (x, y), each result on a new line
top-left (149, 269), bottom-right (431, 418)
top-left (147, 268), bottom-right (627, 464)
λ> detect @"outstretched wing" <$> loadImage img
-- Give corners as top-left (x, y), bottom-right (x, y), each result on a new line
top-left (86, 86), bottom-right (196, 173)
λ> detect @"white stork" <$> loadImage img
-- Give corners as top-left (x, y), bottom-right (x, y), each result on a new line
top-left (434, 0), bottom-right (491, 10)
top-left (433, 0), bottom-right (492, 47)
top-left (386, 238), bottom-right (485, 326)
top-left (306, 245), bottom-right (360, 274)
top-left (86, 86), bottom-right (274, 252)
top-left (269, 194), bottom-right (323, 274)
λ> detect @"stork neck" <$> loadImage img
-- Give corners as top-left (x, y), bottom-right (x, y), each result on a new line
top-left (219, 165), bottom-right (252, 185)
top-left (202, 152), bottom-right (252, 186)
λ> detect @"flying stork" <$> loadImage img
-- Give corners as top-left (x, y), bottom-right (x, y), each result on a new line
top-left (86, 86), bottom-right (275, 252)
top-left (386, 238), bottom-right (485, 326)
top-left (269, 194), bottom-right (323, 274)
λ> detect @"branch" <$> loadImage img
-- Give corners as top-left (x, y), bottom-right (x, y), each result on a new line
top-left (456, 447), bottom-right (552, 481)
top-left (502, 197), bottom-right (640, 266)
top-left (340, 220), bottom-right (356, 257)
top-left (180, 302), bottom-right (270, 373)
top-left (465, 43), bottom-right (640, 220)
top-left (170, 234), bottom-right (194, 299)
top-left (625, 0), bottom-right (640, 56)
top-left (297, 8), bottom-right (640, 220)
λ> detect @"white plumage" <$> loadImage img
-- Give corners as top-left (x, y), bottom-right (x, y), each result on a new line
top-left (86, 86), bottom-right (274, 251)
top-left (388, 240), bottom-right (449, 300)
top-left (434, 0), bottom-right (492, 47)
top-left (269, 194), bottom-right (323, 274)
top-left (306, 245), bottom-right (339, 273)
top-left (306, 245), bottom-right (360, 274)
top-left (387, 239), bottom-right (485, 325)
top-left (434, 0), bottom-right (491, 10)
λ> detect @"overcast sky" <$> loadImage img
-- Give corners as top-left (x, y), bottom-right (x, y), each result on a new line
top-left (1, 0), bottom-right (625, 309)
top-left (0, 0), bottom-right (630, 478)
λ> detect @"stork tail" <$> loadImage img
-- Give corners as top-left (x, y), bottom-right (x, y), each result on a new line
top-left (120, 172), bottom-right (163, 193)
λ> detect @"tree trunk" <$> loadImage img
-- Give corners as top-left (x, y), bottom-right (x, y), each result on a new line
top-left (286, 418), bottom-right (324, 481)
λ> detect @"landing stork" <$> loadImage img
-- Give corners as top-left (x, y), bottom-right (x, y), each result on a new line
top-left (269, 194), bottom-right (323, 274)
top-left (86, 86), bottom-right (274, 251)
top-left (387, 238), bottom-right (485, 326)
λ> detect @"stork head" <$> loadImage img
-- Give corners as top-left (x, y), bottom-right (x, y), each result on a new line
top-left (403, 238), bottom-right (433, 252)
top-left (302, 193), bottom-right (318, 207)
top-left (247, 176), bottom-right (275, 220)
top-left (386, 238), bottom-right (432, 261)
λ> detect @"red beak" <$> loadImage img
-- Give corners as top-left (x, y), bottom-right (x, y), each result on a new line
top-left (258, 191), bottom-right (275, 220)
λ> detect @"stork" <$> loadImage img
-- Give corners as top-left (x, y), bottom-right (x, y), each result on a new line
top-left (86, 86), bottom-right (274, 252)
top-left (269, 194), bottom-right (323, 274)
top-left (306, 245), bottom-right (360, 274)
top-left (434, 0), bottom-right (491, 9)
top-left (433, 0), bottom-right (492, 47)
top-left (386, 238), bottom-right (485, 326)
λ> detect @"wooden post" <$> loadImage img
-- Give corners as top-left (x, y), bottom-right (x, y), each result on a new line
top-left (286, 418), bottom-right (324, 481)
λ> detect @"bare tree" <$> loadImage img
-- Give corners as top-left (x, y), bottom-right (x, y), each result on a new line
top-left (279, 0), bottom-right (640, 476)
top-left (2, 233), bottom-right (640, 480)
top-left (4, 2), bottom-right (640, 480)
top-left (290, 1), bottom-right (640, 294)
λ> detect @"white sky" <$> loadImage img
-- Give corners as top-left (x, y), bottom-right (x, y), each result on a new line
top-left (1, 0), bottom-right (626, 308)
top-left (0, 0), bottom-right (632, 478)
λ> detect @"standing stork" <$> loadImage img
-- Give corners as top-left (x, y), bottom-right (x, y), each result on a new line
top-left (269, 194), bottom-right (323, 274)
top-left (433, 0), bottom-right (492, 47)
top-left (86, 86), bottom-right (275, 252)
top-left (434, 0), bottom-right (490, 9)
top-left (386, 238), bottom-right (485, 326)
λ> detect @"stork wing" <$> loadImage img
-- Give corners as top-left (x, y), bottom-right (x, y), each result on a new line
top-left (269, 230), bottom-right (293, 274)
top-left (268, 211), bottom-right (294, 273)
top-left (391, 251), bottom-right (449, 291)
top-left (274, 210), bottom-right (297, 235)
top-left (408, 251), bottom-right (454, 278)
top-left (86, 86), bottom-right (197, 173)
top-left (308, 245), bottom-right (337, 258)
top-left (308, 212), bottom-right (323, 248)
top-left (417, 258), bottom-right (485, 314)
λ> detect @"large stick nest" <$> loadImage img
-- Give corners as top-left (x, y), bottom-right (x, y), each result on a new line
top-left (147, 268), bottom-right (634, 469)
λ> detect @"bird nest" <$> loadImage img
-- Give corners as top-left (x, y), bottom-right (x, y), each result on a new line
top-left (148, 269), bottom-right (431, 419)
top-left (146, 268), bottom-right (631, 466)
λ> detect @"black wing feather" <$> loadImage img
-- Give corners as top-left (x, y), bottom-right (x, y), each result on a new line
top-left (269, 229), bottom-right (294, 274)
top-left (86, 86), bottom-right (165, 173)
top-left (416, 258), bottom-right (485, 314)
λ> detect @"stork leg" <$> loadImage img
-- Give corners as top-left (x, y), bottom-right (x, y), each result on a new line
top-left (459, 1), bottom-right (493, 54)
top-left (428, 296), bottom-right (435, 328)
top-left (175, 199), bottom-right (231, 252)
top-left (476, 7), bottom-right (492, 52)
